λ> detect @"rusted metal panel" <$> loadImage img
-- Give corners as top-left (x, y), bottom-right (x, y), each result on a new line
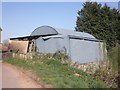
top-left (9, 40), bottom-right (29, 54)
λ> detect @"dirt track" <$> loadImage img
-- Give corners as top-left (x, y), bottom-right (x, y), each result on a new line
top-left (1, 62), bottom-right (42, 88)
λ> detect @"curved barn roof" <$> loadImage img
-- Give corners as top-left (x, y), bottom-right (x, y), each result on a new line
top-left (31, 25), bottom-right (95, 39)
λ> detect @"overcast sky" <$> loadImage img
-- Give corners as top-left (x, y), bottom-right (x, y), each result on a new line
top-left (1, 2), bottom-right (119, 41)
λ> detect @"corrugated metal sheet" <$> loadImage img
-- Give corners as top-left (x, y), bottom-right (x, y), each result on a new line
top-left (55, 27), bottom-right (95, 39)
top-left (31, 26), bottom-right (95, 39)
top-left (36, 37), bottom-right (65, 54)
top-left (70, 39), bottom-right (103, 63)
top-left (32, 25), bottom-right (106, 63)
top-left (31, 26), bottom-right (58, 36)
top-left (42, 35), bottom-right (63, 40)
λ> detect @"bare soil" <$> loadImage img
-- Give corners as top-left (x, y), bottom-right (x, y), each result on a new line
top-left (2, 62), bottom-right (42, 88)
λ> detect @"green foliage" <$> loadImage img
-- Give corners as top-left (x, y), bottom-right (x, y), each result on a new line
top-left (75, 2), bottom-right (120, 50)
top-left (4, 57), bottom-right (107, 88)
top-left (108, 44), bottom-right (120, 71)
top-left (3, 58), bottom-right (30, 69)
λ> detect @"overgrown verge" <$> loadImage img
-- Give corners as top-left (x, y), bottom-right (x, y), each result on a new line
top-left (93, 67), bottom-right (119, 88)
top-left (108, 44), bottom-right (120, 71)
top-left (93, 45), bottom-right (120, 88)
top-left (4, 57), bottom-right (107, 88)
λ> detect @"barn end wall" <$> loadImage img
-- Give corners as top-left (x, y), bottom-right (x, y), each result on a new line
top-left (70, 39), bottom-right (106, 63)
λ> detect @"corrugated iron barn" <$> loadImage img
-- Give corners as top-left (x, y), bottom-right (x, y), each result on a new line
top-left (10, 25), bottom-right (107, 63)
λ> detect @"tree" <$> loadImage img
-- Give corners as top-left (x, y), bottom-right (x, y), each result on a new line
top-left (75, 2), bottom-right (120, 50)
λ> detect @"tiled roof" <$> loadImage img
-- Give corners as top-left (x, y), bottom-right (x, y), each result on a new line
top-left (0, 44), bottom-right (8, 51)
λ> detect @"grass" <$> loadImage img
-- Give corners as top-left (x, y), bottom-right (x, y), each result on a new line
top-left (4, 57), bottom-right (107, 88)
top-left (108, 44), bottom-right (120, 71)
